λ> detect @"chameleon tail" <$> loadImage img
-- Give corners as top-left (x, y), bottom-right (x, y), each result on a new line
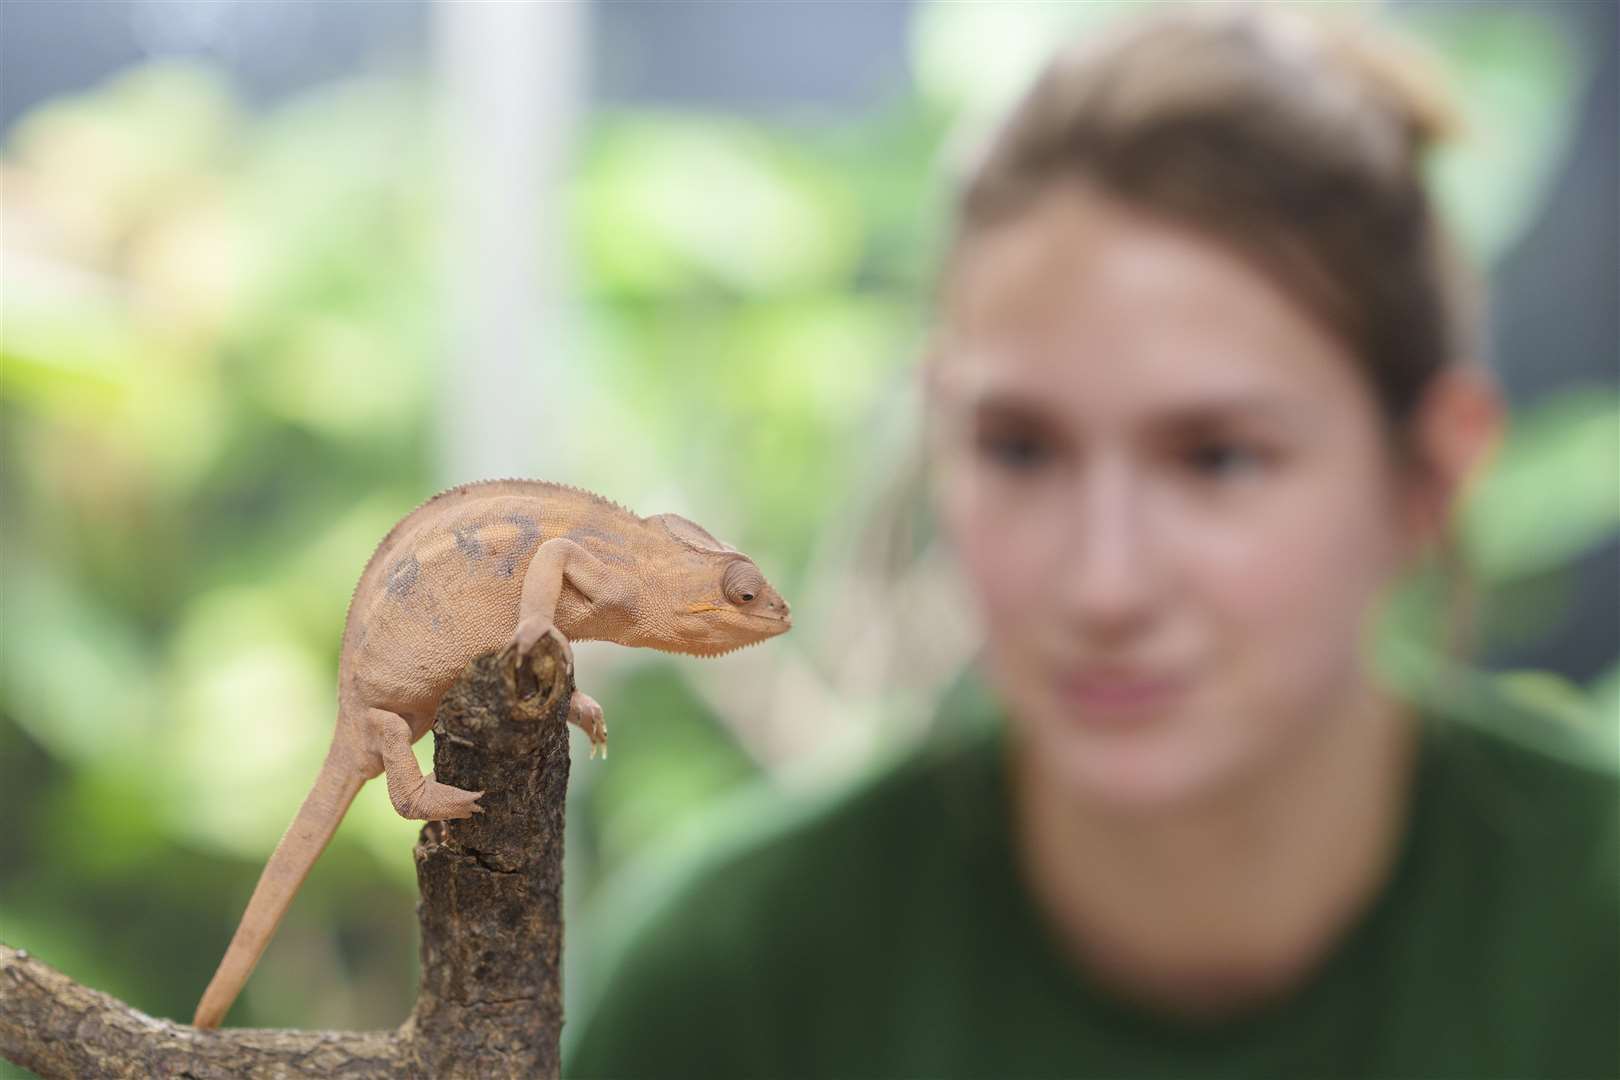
top-left (192, 740), bottom-right (367, 1028)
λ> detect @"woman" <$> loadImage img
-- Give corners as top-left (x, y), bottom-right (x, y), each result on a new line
top-left (566, 5), bottom-right (1617, 1077)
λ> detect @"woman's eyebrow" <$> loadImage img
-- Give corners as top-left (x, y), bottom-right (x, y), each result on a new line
top-left (970, 389), bottom-right (1306, 432)
top-left (972, 391), bottom-right (1056, 423)
top-left (1149, 395), bottom-right (1308, 434)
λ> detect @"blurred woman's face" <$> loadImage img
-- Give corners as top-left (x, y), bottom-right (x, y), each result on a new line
top-left (931, 183), bottom-right (1421, 812)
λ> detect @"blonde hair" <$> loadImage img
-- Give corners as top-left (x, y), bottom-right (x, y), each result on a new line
top-left (940, 1), bottom-right (1485, 658)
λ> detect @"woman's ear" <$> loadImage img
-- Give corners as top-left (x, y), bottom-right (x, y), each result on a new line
top-left (1401, 363), bottom-right (1507, 550)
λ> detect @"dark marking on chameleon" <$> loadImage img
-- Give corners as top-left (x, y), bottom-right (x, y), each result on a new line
top-left (451, 523), bottom-right (485, 563)
top-left (498, 513), bottom-right (542, 578)
top-left (567, 527), bottom-right (635, 569)
top-left (566, 525), bottom-right (626, 548)
top-left (566, 525), bottom-right (635, 567)
top-left (386, 553), bottom-right (420, 597)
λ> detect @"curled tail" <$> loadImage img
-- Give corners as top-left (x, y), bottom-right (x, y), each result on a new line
top-left (193, 741), bottom-right (368, 1028)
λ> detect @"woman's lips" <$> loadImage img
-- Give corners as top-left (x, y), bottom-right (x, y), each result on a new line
top-left (1056, 671), bottom-right (1188, 720)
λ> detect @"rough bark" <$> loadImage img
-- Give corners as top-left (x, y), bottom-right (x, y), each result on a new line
top-left (407, 638), bottom-right (573, 1078)
top-left (0, 639), bottom-right (574, 1080)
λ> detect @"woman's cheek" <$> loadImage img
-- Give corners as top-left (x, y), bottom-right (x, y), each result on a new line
top-left (945, 471), bottom-right (1042, 625)
top-left (1207, 496), bottom-right (1394, 705)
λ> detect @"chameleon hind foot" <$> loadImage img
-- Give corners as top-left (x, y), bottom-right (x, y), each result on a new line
top-left (400, 771), bottom-right (484, 820)
top-left (568, 690), bottom-right (609, 758)
top-left (372, 707), bottom-right (484, 821)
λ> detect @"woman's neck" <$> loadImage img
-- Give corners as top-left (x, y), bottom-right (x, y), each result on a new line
top-left (1011, 679), bottom-right (1421, 1022)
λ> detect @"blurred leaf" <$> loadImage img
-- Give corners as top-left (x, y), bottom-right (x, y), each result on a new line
top-left (249, 313), bottom-right (429, 442)
top-left (4, 62), bottom-right (238, 260)
top-left (238, 77), bottom-right (434, 324)
top-left (1493, 669), bottom-right (1608, 730)
top-left (911, 0), bottom-right (1140, 121)
top-left (0, 561), bottom-right (159, 766)
top-left (0, 303), bottom-right (137, 416)
top-left (1591, 661), bottom-right (1620, 737)
top-left (1407, 5), bottom-right (1590, 265)
top-left (1462, 388), bottom-right (1620, 581)
top-left (162, 586), bottom-right (333, 857)
top-left (576, 114), bottom-right (861, 296)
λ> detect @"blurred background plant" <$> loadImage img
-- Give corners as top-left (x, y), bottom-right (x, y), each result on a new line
top-left (1, 0), bottom-right (1614, 1039)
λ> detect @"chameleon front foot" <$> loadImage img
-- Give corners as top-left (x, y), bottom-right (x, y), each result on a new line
top-left (568, 690), bottom-right (609, 758)
top-left (513, 616), bottom-right (574, 674)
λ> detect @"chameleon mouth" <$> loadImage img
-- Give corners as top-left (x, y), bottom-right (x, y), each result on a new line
top-left (685, 603), bottom-right (791, 630)
top-left (671, 624), bottom-right (789, 658)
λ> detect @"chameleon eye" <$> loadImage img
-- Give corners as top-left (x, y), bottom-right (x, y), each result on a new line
top-left (722, 560), bottom-right (764, 606)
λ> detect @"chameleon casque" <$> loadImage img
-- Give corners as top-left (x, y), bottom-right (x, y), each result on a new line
top-left (193, 478), bottom-right (791, 1028)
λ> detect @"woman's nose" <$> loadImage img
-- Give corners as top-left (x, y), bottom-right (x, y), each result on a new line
top-left (1059, 470), bottom-right (1160, 632)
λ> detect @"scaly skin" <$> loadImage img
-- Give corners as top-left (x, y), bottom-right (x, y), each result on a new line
top-left (193, 479), bottom-right (790, 1028)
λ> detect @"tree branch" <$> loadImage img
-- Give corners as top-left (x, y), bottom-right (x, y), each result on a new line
top-left (0, 639), bottom-right (574, 1079)
top-left (407, 639), bottom-right (573, 1077)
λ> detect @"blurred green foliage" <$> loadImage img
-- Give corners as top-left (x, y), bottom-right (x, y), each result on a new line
top-left (1, 0), bottom-right (1614, 1039)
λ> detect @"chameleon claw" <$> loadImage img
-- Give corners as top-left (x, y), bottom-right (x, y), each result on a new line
top-left (568, 690), bottom-right (607, 759)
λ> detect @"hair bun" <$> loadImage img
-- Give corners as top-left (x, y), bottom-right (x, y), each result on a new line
top-left (1298, 5), bottom-right (1466, 156)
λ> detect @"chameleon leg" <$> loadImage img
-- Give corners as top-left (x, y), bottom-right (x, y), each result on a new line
top-left (367, 707), bottom-right (484, 820)
top-left (513, 537), bottom-right (630, 667)
top-left (567, 689), bottom-right (609, 758)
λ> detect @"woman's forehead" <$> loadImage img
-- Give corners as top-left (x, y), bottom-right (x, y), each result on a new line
top-left (941, 188), bottom-right (1362, 418)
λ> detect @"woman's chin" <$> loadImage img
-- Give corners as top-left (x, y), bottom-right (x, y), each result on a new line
top-left (1019, 699), bottom-right (1245, 815)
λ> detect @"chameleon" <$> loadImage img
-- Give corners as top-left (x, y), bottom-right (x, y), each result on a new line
top-left (192, 478), bottom-right (791, 1028)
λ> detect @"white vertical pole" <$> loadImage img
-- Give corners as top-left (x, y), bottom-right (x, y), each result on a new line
top-left (435, 0), bottom-right (584, 484)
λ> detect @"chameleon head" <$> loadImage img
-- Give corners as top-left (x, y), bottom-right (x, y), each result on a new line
top-left (666, 554), bottom-right (792, 657)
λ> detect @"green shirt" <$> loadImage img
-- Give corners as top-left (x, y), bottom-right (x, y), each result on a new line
top-left (565, 678), bottom-right (1618, 1079)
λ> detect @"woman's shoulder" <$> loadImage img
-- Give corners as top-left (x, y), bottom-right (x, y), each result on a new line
top-left (564, 716), bottom-right (1005, 1074)
top-left (1394, 667), bottom-right (1618, 1077)
top-left (610, 713), bottom-right (1005, 935)
top-left (1403, 664), bottom-right (1616, 957)
top-left (1416, 665), bottom-right (1617, 831)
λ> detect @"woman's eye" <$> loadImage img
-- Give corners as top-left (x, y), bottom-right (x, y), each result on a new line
top-left (977, 431), bottom-right (1051, 471)
top-left (1187, 442), bottom-right (1267, 479)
